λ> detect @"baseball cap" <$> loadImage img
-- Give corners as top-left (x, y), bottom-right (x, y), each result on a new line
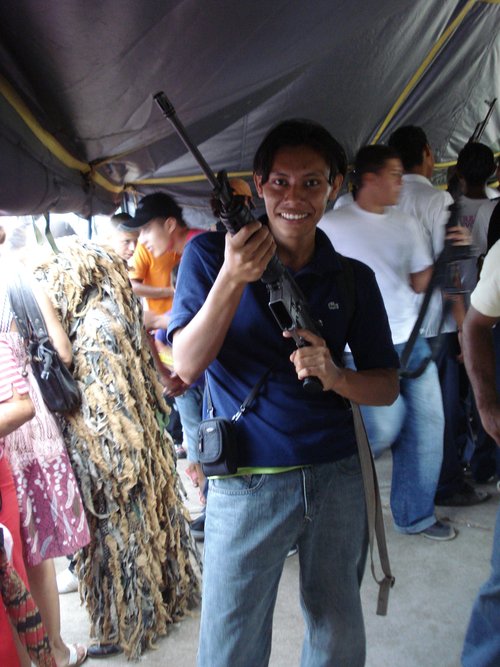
top-left (121, 192), bottom-right (184, 230)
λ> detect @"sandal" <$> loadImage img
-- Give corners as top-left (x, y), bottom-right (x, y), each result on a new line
top-left (65, 643), bottom-right (87, 666)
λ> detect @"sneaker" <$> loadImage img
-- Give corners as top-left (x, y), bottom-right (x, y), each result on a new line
top-left (174, 444), bottom-right (187, 459)
top-left (190, 513), bottom-right (205, 541)
top-left (420, 521), bottom-right (457, 541)
top-left (56, 567), bottom-right (79, 594)
top-left (436, 483), bottom-right (491, 507)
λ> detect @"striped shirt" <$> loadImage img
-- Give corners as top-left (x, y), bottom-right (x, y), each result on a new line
top-left (0, 339), bottom-right (29, 402)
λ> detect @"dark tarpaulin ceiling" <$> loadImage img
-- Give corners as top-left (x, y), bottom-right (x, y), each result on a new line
top-left (0, 0), bottom-right (499, 218)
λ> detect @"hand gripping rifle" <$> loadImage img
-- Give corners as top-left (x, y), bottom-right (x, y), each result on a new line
top-left (154, 92), bottom-right (323, 393)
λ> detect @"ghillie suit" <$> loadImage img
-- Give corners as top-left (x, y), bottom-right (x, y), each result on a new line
top-left (34, 240), bottom-right (200, 659)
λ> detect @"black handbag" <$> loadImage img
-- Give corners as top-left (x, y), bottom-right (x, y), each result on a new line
top-left (8, 278), bottom-right (81, 414)
top-left (198, 368), bottom-right (271, 476)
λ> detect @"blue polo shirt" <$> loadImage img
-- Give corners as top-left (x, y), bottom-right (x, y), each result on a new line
top-left (168, 228), bottom-right (398, 468)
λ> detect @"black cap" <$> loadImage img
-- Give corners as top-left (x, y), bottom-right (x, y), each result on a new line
top-left (121, 192), bottom-right (183, 230)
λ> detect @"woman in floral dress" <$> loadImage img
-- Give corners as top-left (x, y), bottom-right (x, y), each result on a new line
top-left (0, 276), bottom-right (89, 667)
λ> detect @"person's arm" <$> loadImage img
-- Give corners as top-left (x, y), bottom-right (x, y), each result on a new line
top-left (0, 387), bottom-right (35, 437)
top-left (173, 221), bottom-right (275, 385)
top-left (285, 328), bottom-right (399, 405)
top-left (145, 333), bottom-right (188, 398)
top-left (130, 280), bottom-right (174, 300)
top-left (31, 282), bottom-right (73, 366)
top-left (462, 306), bottom-right (500, 444)
top-left (0, 339), bottom-right (35, 435)
top-left (143, 310), bottom-right (169, 331)
top-left (409, 266), bottom-right (433, 293)
top-left (409, 223), bottom-right (471, 294)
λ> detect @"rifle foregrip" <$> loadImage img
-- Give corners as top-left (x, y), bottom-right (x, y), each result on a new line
top-left (302, 375), bottom-right (323, 394)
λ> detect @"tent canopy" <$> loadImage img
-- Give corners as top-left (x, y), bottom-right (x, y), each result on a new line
top-left (0, 0), bottom-right (499, 218)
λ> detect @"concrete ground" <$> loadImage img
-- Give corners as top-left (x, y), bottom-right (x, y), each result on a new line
top-left (57, 452), bottom-right (499, 666)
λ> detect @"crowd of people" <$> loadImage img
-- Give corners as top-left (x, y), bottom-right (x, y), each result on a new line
top-left (0, 117), bottom-right (499, 667)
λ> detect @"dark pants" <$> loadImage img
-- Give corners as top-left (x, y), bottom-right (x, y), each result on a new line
top-left (164, 395), bottom-right (183, 445)
top-left (431, 333), bottom-right (469, 501)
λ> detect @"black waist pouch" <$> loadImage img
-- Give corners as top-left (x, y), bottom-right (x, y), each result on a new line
top-left (199, 368), bottom-right (271, 476)
top-left (198, 417), bottom-right (238, 476)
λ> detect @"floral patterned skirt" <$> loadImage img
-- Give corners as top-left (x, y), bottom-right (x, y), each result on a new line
top-left (2, 333), bottom-right (90, 566)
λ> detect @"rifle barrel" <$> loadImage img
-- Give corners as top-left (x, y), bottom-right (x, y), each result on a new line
top-left (154, 92), bottom-right (219, 190)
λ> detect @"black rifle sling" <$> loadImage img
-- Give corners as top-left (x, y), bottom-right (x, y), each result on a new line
top-left (337, 254), bottom-right (395, 615)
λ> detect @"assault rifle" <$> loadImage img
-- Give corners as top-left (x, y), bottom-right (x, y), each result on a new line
top-left (448, 98), bottom-right (497, 200)
top-left (154, 92), bottom-right (323, 393)
top-left (470, 98), bottom-right (497, 143)
top-left (399, 200), bottom-right (475, 378)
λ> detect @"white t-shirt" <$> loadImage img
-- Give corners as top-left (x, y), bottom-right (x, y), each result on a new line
top-left (319, 203), bottom-right (432, 345)
top-left (471, 240), bottom-right (500, 318)
top-left (397, 174), bottom-right (454, 336)
top-left (333, 192), bottom-right (354, 211)
top-left (471, 198), bottom-right (500, 256)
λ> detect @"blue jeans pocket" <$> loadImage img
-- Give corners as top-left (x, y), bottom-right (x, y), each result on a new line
top-left (210, 474), bottom-right (265, 495)
top-left (335, 453), bottom-right (362, 476)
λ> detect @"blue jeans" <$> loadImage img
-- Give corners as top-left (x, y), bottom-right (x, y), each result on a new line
top-left (462, 507), bottom-right (500, 666)
top-left (175, 385), bottom-right (204, 462)
top-left (348, 336), bottom-right (444, 533)
top-left (198, 457), bottom-right (368, 667)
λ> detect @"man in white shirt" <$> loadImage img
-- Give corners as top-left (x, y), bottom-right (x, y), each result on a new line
top-left (388, 126), bottom-right (489, 508)
top-left (320, 144), bottom-right (455, 540)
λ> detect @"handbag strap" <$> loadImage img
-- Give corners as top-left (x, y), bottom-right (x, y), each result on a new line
top-left (205, 367), bottom-right (272, 421)
top-left (8, 276), bottom-right (49, 343)
top-left (350, 400), bottom-right (394, 616)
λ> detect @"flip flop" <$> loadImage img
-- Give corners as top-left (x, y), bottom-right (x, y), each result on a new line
top-left (67, 643), bottom-right (88, 666)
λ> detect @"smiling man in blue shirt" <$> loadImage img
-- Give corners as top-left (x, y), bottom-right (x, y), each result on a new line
top-left (168, 119), bottom-right (399, 667)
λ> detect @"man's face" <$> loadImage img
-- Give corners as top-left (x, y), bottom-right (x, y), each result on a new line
top-left (113, 230), bottom-right (138, 261)
top-left (370, 158), bottom-right (404, 206)
top-left (253, 145), bottom-right (342, 246)
top-left (138, 218), bottom-right (170, 256)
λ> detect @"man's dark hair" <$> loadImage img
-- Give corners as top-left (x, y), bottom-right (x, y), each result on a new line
top-left (253, 119), bottom-right (347, 185)
top-left (388, 126), bottom-right (428, 171)
top-left (456, 142), bottom-right (495, 186)
top-left (352, 144), bottom-right (400, 189)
